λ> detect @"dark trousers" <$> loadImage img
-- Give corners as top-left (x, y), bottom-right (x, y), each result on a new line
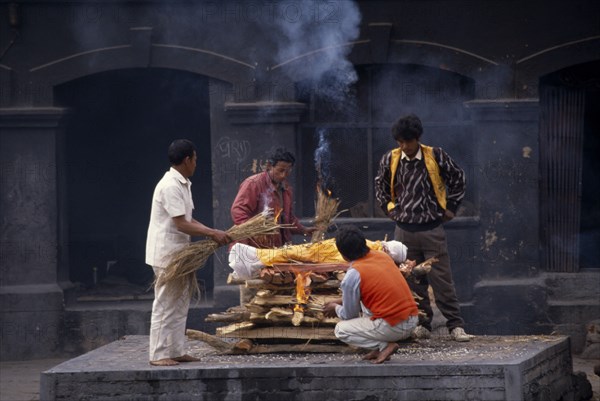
top-left (394, 224), bottom-right (464, 331)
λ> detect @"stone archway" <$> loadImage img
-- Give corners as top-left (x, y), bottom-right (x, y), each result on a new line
top-left (29, 27), bottom-right (256, 94)
top-left (53, 68), bottom-right (217, 300)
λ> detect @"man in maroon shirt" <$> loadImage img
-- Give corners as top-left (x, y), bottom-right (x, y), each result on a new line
top-left (231, 148), bottom-right (316, 304)
top-left (231, 148), bottom-right (315, 248)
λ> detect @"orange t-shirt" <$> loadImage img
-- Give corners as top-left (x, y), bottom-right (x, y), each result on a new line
top-left (352, 250), bottom-right (418, 326)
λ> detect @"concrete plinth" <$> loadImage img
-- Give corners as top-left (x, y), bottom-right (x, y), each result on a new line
top-left (41, 335), bottom-right (574, 401)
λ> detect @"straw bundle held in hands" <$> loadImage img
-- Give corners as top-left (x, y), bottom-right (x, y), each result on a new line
top-left (310, 187), bottom-right (344, 242)
top-left (156, 210), bottom-right (289, 297)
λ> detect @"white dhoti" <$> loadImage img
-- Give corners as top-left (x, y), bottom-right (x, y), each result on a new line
top-left (335, 315), bottom-right (418, 351)
top-left (149, 266), bottom-right (192, 361)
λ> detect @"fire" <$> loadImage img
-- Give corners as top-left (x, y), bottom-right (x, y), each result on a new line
top-left (315, 184), bottom-right (332, 198)
top-left (293, 271), bottom-right (311, 313)
top-left (274, 208), bottom-right (282, 223)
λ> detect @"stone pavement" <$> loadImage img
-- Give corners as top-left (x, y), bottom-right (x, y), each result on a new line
top-left (1, 358), bottom-right (69, 401)
top-left (1, 341), bottom-right (598, 401)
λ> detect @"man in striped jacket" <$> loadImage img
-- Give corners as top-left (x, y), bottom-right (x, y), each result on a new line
top-left (374, 113), bottom-right (473, 342)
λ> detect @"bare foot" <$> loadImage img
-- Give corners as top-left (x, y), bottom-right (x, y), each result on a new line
top-left (362, 350), bottom-right (380, 361)
top-left (371, 343), bottom-right (399, 364)
top-left (173, 354), bottom-right (201, 363)
top-left (149, 358), bottom-right (179, 366)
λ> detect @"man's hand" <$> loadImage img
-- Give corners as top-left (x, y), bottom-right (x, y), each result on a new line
top-left (210, 229), bottom-right (231, 246)
top-left (442, 209), bottom-right (455, 222)
top-left (398, 259), bottom-right (417, 276)
top-left (388, 207), bottom-right (401, 222)
top-left (323, 300), bottom-right (341, 318)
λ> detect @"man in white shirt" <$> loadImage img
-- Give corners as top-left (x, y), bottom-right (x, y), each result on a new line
top-left (146, 139), bottom-right (230, 366)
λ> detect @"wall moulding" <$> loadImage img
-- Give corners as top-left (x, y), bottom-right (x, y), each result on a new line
top-left (224, 101), bottom-right (306, 124)
top-left (0, 107), bottom-right (70, 128)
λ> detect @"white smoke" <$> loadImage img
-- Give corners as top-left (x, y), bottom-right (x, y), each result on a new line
top-left (314, 128), bottom-right (333, 189)
top-left (272, 0), bottom-right (361, 101)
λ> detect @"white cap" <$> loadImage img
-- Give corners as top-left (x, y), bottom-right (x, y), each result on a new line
top-left (382, 240), bottom-right (407, 263)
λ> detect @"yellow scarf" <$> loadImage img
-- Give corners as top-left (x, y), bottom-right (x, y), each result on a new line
top-left (387, 144), bottom-right (447, 212)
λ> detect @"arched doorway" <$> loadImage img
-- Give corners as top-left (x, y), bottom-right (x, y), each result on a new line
top-left (54, 68), bottom-right (215, 299)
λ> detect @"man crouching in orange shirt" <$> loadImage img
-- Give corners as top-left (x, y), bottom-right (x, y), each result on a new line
top-left (324, 225), bottom-right (419, 364)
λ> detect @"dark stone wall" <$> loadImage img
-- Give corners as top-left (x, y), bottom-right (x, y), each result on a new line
top-left (0, 0), bottom-right (599, 359)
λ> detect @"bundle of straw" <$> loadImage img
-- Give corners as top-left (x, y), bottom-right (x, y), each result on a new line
top-left (310, 187), bottom-right (345, 242)
top-left (156, 210), bottom-right (289, 297)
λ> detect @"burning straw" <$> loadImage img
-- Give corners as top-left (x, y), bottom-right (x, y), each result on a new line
top-left (156, 210), bottom-right (289, 298)
top-left (311, 187), bottom-right (345, 242)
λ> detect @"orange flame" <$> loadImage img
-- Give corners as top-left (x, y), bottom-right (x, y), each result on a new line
top-left (293, 271), bottom-right (311, 312)
top-left (274, 208), bottom-right (282, 223)
top-left (316, 184), bottom-right (332, 197)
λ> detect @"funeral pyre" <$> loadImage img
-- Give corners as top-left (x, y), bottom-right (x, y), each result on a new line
top-left (199, 240), bottom-right (438, 353)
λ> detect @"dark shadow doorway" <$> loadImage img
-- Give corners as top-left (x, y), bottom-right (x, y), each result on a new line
top-left (54, 68), bottom-right (215, 300)
top-left (539, 60), bottom-right (600, 271)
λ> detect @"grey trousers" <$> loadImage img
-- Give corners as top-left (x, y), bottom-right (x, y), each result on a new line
top-left (394, 224), bottom-right (465, 332)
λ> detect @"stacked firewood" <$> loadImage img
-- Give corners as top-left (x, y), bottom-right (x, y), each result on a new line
top-left (205, 257), bottom-right (438, 344)
top-left (207, 263), bottom-right (348, 342)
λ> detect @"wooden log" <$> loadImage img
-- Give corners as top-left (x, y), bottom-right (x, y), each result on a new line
top-left (309, 272), bottom-right (329, 283)
top-left (205, 311), bottom-right (251, 323)
top-left (265, 307), bottom-right (293, 318)
top-left (187, 328), bottom-right (350, 354)
top-left (244, 304), bottom-right (269, 313)
top-left (186, 329), bottom-right (233, 352)
top-left (272, 263), bottom-right (349, 273)
top-left (188, 329), bottom-right (350, 354)
top-left (233, 339), bottom-right (254, 352)
top-left (217, 321), bottom-right (255, 335)
top-left (249, 312), bottom-right (266, 321)
top-left (251, 295), bottom-right (295, 306)
top-left (227, 272), bottom-right (341, 290)
top-left (261, 269), bottom-right (295, 285)
top-left (216, 325), bottom-right (337, 340)
top-left (251, 294), bottom-right (340, 307)
top-left (244, 279), bottom-right (341, 290)
top-left (292, 310), bottom-right (304, 326)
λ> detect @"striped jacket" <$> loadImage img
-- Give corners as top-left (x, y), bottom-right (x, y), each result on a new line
top-left (374, 144), bottom-right (465, 226)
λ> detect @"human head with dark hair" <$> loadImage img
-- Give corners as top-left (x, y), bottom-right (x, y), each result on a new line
top-left (335, 225), bottom-right (370, 261)
top-left (391, 113), bottom-right (423, 141)
top-left (168, 139), bottom-right (196, 165)
top-left (391, 114), bottom-right (422, 159)
top-left (168, 139), bottom-right (197, 178)
top-left (266, 147), bottom-right (295, 185)
top-left (268, 147), bottom-right (296, 166)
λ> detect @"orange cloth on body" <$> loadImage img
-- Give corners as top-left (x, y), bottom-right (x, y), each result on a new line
top-left (255, 238), bottom-right (383, 265)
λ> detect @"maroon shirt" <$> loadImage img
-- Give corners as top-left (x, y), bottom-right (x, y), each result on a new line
top-left (231, 171), bottom-right (305, 248)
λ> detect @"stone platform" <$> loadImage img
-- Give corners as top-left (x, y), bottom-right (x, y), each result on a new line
top-left (40, 334), bottom-right (575, 401)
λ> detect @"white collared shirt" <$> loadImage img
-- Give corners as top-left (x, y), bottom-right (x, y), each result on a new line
top-left (145, 167), bottom-right (195, 268)
top-left (401, 147), bottom-right (423, 161)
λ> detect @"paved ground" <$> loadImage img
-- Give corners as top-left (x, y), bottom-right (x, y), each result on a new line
top-left (1, 347), bottom-right (598, 401)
